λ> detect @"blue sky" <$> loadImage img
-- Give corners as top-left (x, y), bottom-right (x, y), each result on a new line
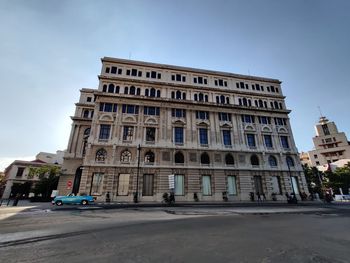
top-left (0, 0), bottom-right (349, 171)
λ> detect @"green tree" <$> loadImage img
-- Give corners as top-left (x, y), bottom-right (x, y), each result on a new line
top-left (29, 165), bottom-right (61, 198)
top-left (303, 164), bottom-right (325, 197)
top-left (324, 163), bottom-right (350, 194)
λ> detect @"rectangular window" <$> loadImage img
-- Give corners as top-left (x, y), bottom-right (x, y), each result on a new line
top-left (227, 176), bottom-right (237, 195)
top-left (198, 76), bottom-right (203, 84)
top-left (142, 174), bottom-right (154, 196)
top-left (111, 66), bottom-right (117, 74)
top-left (126, 69), bottom-right (130, 75)
top-left (280, 136), bottom-right (290, 149)
top-left (118, 68), bottom-right (122, 74)
top-left (172, 109), bottom-right (186, 118)
top-left (322, 124), bottom-right (330, 135)
top-left (242, 115), bottom-right (255, 123)
top-left (122, 104), bottom-right (139, 114)
top-left (151, 71), bottom-right (157, 78)
top-left (146, 72), bottom-right (150, 78)
top-left (218, 112), bottom-right (231, 122)
top-left (247, 134), bottom-right (256, 147)
top-left (240, 82), bottom-right (245, 89)
top-left (259, 116), bottom-right (269, 124)
top-left (202, 175), bottom-right (212, 196)
top-left (144, 106), bottom-right (160, 116)
top-left (222, 130), bottom-right (232, 146)
top-left (16, 167), bottom-right (25, 177)
top-left (218, 79), bottom-right (223, 86)
top-left (99, 124), bottom-right (111, 140)
top-left (264, 135), bottom-right (273, 148)
top-left (271, 176), bottom-right (282, 194)
top-left (131, 69), bottom-right (137, 76)
top-left (174, 127), bottom-right (184, 144)
top-left (100, 103), bottom-right (116, 112)
top-left (199, 128), bottom-right (208, 145)
top-left (176, 74), bottom-right (181, 81)
top-left (146, 127), bottom-right (156, 142)
top-left (196, 111), bottom-right (209, 120)
top-left (91, 173), bottom-right (104, 195)
top-left (123, 126), bottom-right (134, 141)
top-left (118, 174), bottom-right (130, 196)
top-left (174, 175), bottom-right (184, 195)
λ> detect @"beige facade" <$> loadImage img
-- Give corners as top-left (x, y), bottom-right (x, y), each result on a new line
top-left (306, 117), bottom-right (350, 167)
top-left (58, 57), bottom-right (309, 202)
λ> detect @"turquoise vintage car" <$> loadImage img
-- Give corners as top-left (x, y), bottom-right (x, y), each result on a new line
top-left (52, 194), bottom-right (94, 206)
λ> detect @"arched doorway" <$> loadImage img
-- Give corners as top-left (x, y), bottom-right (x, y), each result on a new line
top-left (72, 167), bottom-right (82, 195)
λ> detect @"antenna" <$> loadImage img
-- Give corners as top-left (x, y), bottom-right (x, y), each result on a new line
top-left (317, 106), bottom-right (323, 117)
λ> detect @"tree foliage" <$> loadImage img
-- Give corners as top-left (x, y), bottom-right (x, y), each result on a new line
top-left (29, 165), bottom-right (61, 198)
top-left (303, 163), bottom-right (350, 196)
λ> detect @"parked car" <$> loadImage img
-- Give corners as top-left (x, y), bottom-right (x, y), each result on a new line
top-left (52, 194), bottom-right (94, 206)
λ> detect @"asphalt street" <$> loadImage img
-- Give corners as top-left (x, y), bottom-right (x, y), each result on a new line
top-left (0, 204), bottom-right (350, 263)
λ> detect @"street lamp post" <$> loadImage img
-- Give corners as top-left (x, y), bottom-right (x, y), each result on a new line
top-left (134, 144), bottom-right (141, 203)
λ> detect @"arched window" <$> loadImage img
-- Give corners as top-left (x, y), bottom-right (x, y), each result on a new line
top-left (150, 88), bottom-right (156, 97)
top-left (274, 101), bottom-right (279, 109)
top-left (250, 155), bottom-right (259, 166)
top-left (279, 103), bottom-right (283, 109)
top-left (270, 102), bottom-right (274, 108)
top-left (286, 156), bottom-right (295, 167)
top-left (121, 150), bottom-right (131, 163)
top-left (248, 99), bottom-right (252, 107)
top-left (145, 151), bottom-right (155, 163)
top-left (171, 91), bottom-right (175, 99)
top-left (176, 91), bottom-right (181, 99)
top-left (182, 92), bottom-right (186, 100)
top-left (220, 95), bottom-right (225, 104)
top-left (200, 152), bottom-right (210, 164)
top-left (95, 149), bottom-right (107, 162)
top-left (199, 93), bottom-right (204, 101)
top-left (264, 101), bottom-right (267, 108)
top-left (205, 95), bottom-right (208, 102)
top-left (255, 100), bottom-right (258, 107)
top-left (115, 86), bottom-right (120, 93)
top-left (243, 98), bottom-right (248, 106)
top-left (269, 156), bottom-right (277, 167)
top-left (175, 152), bottom-right (184, 164)
top-left (145, 89), bottom-right (149, 96)
top-left (108, 84), bottom-right (114, 93)
top-left (194, 94), bottom-right (198, 101)
top-left (157, 90), bottom-right (161, 97)
top-left (259, 100), bottom-right (263, 108)
top-left (103, 84), bottom-right (107, 92)
top-left (226, 97), bottom-right (230, 104)
top-left (225, 154), bottom-right (234, 165)
top-left (216, 96), bottom-right (220, 103)
top-left (136, 88), bottom-right (141, 95)
top-left (130, 86), bottom-right (136, 95)
top-left (124, 87), bottom-right (129, 94)
top-left (238, 98), bottom-right (242, 105)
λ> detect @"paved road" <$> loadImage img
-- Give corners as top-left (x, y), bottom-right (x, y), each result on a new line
top-left (1, 205), bottom-right (349, 263)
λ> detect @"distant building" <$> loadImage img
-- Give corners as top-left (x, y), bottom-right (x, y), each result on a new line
top-left (317, 159), bottom-right (350, 173)
top-left (305, 117), bottom-right (350, 168)
top-left (57, 57), bottom-right (309, 202)
top-left (1, 151), bottom-right (63, 199)
top-left (300, 151), bottom-right (312, 167)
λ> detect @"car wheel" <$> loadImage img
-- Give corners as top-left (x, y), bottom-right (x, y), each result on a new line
top-left (56, 200), bottom-right (63, 206)
top-left (81, 200), bottom-right (88, 205)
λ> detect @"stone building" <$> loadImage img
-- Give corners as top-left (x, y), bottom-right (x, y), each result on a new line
top-left (306, 116), bottom-right (350, 167)
top-left (57, 57), bottom-right (308, 202)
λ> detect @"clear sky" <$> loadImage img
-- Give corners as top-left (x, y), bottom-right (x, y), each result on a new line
top-left (0, 0), bottom-right (349, 171)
